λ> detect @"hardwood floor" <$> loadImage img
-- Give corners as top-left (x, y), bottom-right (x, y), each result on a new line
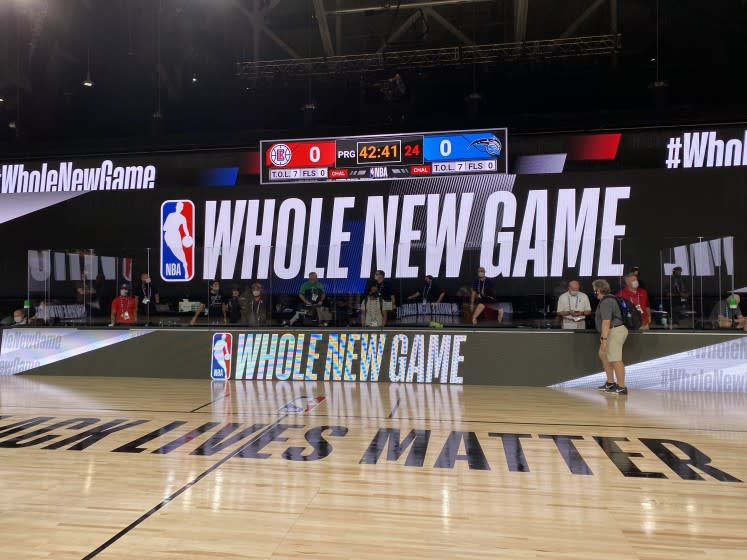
top-left (1, 375), bottom-right (745, 559)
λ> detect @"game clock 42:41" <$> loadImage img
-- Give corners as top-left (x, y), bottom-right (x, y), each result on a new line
top-left (335, 136), bottom-right (423, 168)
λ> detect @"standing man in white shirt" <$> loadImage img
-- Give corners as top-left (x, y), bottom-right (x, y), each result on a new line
top-left (556, 279), bottom-right (592, 329)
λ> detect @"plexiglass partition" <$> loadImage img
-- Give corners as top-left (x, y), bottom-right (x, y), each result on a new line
top-left (22, 235), bottom-right (739, 331)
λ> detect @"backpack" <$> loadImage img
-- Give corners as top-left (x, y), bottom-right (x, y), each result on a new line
top-left (604, 295), bottom-right (642, 330)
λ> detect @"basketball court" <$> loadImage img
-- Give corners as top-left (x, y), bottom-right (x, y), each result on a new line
top-left (1, 374), bottom-right (745, 559)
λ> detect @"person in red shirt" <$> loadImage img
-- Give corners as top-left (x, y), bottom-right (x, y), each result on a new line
top-left (109, 283), bottom-right (138, 326)
top-left (617, 272), bottom-right (651, 329)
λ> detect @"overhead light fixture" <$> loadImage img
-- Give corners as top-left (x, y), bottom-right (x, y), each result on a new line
top-left (0, 96), bottom-right (5, 103)
top-left (191, 73), bottom-right (198, 83)
top-left (83, 43), bottom-right (94, 87)
top-left (8, 121), bottom-right (16, 130)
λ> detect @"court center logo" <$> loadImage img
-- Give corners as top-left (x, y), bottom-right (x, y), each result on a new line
top-left (160, 200), bottom-right (195, 282)
top-left (211, 332), bottom-right (233, 380)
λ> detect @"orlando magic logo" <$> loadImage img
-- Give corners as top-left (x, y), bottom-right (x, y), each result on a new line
top-left (211, 332), bottom-right (232, 380)
top-left (160, 200), bottom-right (195, 282)
top-left (469, 137), bottom-right (503, 157)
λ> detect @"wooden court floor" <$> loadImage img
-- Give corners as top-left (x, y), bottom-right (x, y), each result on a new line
top-left (0, 376), bottom-right (746, 559)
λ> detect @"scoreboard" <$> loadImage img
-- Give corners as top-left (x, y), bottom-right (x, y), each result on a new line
top-left (260, 128), bottom-right (507, 184)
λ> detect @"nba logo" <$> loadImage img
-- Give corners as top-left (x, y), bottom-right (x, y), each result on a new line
top-left (160, 200), bottom-right (195, 282)
top-left (211, 332), bottom-right (233, 380)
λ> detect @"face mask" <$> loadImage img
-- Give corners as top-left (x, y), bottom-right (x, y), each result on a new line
top-left (569, 290), bottom-right (579, 296)
top-left (144, 278), bottom-right (151, 284)
top-left (631, 281), bottom-right (639, 289)
top-left (13, 316), bottom-right (23, 323)
top-left (252, 290), bottom-right (261, 297)
top-left (120, 289), bottom-right (128, 296)
top-left (478, 272), bottom-right (485, 278)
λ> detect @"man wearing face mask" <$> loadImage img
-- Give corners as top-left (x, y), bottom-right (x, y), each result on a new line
top-left (109, 284), bottom-right (138, 326)
top-left (470, 267), bottom-right (502, 325)
top-left (244, 283), bottom-right (267, 326)
top-left (556, 280), bottom-right (592, 329)
top-left (617, 272), bottom-right (651, 330)
top-left (11, 309), bottom-right (28, 325)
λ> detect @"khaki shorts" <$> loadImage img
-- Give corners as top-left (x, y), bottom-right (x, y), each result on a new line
top-left (603, 324), bottom-right (628, 362)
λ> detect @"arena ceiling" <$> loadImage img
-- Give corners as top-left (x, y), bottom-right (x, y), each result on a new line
top-left (0, 0), bottom-right (746, 151)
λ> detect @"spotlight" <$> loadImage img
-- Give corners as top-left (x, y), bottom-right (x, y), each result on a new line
top-left (82, 71), bottom-right (94, 87)
top-left (0, 97), bottom-right (4, 103)
top-left (8, 121), bottom-right (16, 130)
top-left (192, 73), bottom-right (198, 83)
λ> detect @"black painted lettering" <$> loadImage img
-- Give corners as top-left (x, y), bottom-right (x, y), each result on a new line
top-left (283, 426), bottom-right (348, 462)
top-left (359, 428), bottom-right (431, 467)
top-left (639, 438), bottom-right (742, 482)
top-left (434, 431), bottom-right (490, 470)
top-left (152, 422), bottom-right (221, 454)
top-left (191, 423), bottom-right (267, 456)
top-left (237, 424), bottom-right (304, 459)
top-left (539, 435), bottom-right (592, 475)
top-left (43, 419), bottom-right (149, 451)
top-left (488, 433), bottom-right (532, 472)
top-left (0, 418), bottom-right (99, 448)
top-left (112, 421), bottom-right (188, 453)
top-left (593, 436), bottom-right (667, 478)
top-left (0, 417), bottom-right (55, 439)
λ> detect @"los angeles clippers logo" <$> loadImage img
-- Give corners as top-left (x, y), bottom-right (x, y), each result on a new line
top-left (160, 200), bottom-right (195, 282)
top-left (211, 332), bottom-right (232, 380)
top-left (269, 143), bottom-right (292, 167)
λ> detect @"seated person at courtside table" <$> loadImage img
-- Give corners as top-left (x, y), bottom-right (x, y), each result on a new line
top-left (287, 272), bottom-right (330, 326)
top-left (407, 275), bottom-right (445, 303)
top-left (470, 267), bottom-right (503, 324)
top-left (556, 279), bottom-right (592, 329)
top-left (709, 293), bottom-right (745, 329)
top-left (190, 280), bottom-right (227, 325)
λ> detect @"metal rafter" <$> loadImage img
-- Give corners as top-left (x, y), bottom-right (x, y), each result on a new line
top-left (313, 0), bottom-right (335, 57)
top-left (237, 34), bottom-right (620, 79)
top-left (330, 0), bottom-right (496, 15)
top-left (514, 0), bottom-right (528, 42)
top-left (560, 0), bottom-right (607, 39)
top-left (422, 7), bottom-right (475, 46)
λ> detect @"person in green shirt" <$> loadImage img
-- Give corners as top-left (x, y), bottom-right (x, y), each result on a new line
top-left (299, 272), bottom-right (326, 307)
top-left (288, 272), bottom-right (328, 326)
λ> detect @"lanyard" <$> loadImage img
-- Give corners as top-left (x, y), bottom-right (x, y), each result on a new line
top-left (251, 299), bottom-right (263, 315)
top-left (629, 290), bottom-right (641, 305)
top-left (118, 296), bottom-right (129, 315)
top-left (423, 285), bottom-right (431, 300)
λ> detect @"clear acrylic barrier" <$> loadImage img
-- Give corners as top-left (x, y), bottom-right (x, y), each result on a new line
top-left (21, 236), bottom-right (740, 331)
